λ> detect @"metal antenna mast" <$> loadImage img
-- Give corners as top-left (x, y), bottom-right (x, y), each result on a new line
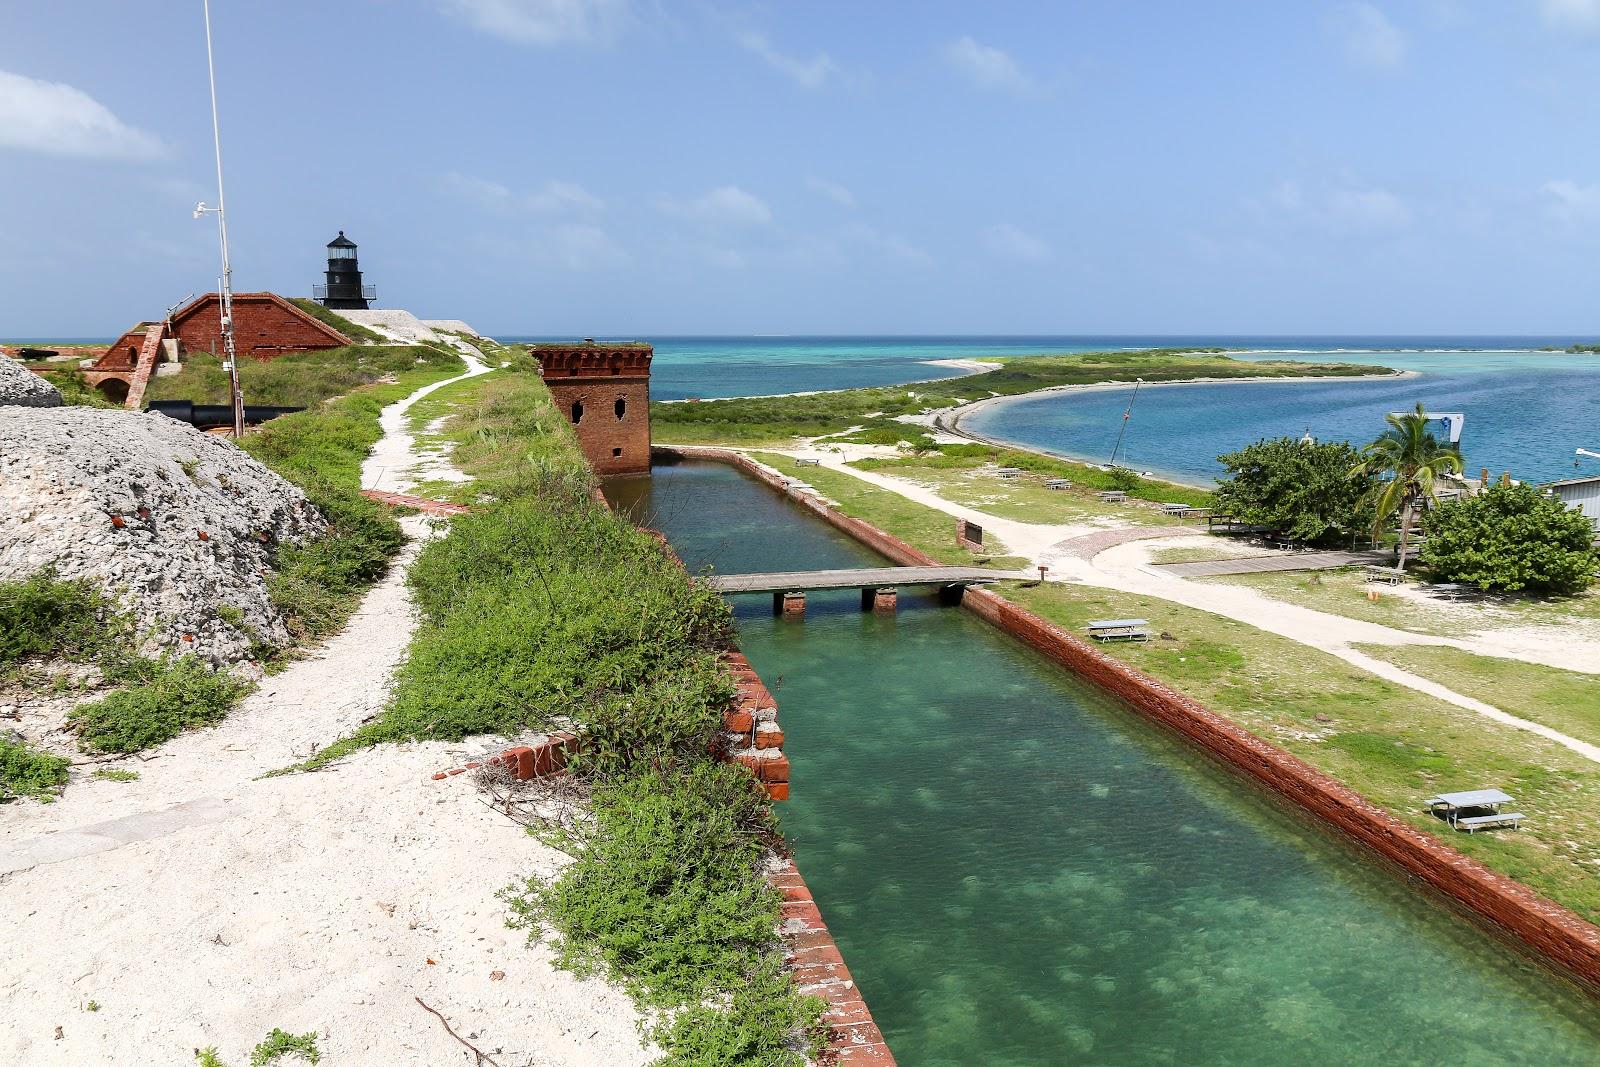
top-left (195, 0), bottom-right (243, 438)
top-left (1107, 377), bottom-right (1142, 468)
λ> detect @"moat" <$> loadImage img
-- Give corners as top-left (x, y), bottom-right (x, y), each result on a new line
top-left (610, 458), bottom-right (1600, 1067)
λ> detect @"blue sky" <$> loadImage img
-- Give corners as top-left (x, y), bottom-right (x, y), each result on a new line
top-left (5, 1), bottom-right (1600, 337)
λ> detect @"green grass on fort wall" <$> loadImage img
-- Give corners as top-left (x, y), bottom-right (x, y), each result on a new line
top-left (302, 370), bottom-right (825, 1064)
top-left (143, 343), bottom-right (459, 409)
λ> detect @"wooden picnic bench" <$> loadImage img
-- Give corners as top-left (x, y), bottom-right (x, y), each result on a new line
top-left (993, 467), bottom-right (1023, 479)
top-left (1044, 478), bottom-right (1072, 490)
top-left (1364, 566), bottom-right (1403, 586)
top-left (1098, 490), bottom-right (1128, 503)
top-left (1086, 618), bottom-right (1151, 642)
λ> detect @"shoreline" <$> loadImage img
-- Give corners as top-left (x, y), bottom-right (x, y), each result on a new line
top-left (654, 357), bottom-right (999, 404)
top-left (935, 370), bottom-right (1418, 491)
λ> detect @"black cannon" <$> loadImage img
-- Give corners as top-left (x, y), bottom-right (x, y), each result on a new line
top-left (146, 400), bottom-right (303, 429)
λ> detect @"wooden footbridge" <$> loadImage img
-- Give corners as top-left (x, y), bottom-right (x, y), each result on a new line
top-left (703, 566), bottom-right (1029, 615)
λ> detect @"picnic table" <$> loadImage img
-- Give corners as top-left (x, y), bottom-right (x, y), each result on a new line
top-left (794, 457), bottom-right (820, 467)
top-left (994, 467), bottom-right (1023, 479)
top-left (1426, 789), bottom-right (1525, 832)
top-left (1427, 582), bottom-right (1471, 601)
top-left (1098, 490), bottom-right (1128, 503)
top-left (1086, 618), bottom-right (1151, 642)
top-left (1364, 566), bottom-right (1403, 586)
top-left (1160, 503), bottom-right (1210, 518)
top-left (1044, 478), bottom-right (1072, 490)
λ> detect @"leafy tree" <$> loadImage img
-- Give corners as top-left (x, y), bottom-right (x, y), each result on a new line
top-left (1350, 403), bottom-right (1463, 571)
top-left (1422, 482), bottom-right (1599, 594)
top-left (1213, 437), bottom-right (1373, 543)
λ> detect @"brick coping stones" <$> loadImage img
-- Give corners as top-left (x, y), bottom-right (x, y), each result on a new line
top-left (661, 445), bottom-right (1600, 1000)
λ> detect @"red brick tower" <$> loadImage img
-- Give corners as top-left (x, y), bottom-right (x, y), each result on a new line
top-left (532, 341), bottom-right (653, 477)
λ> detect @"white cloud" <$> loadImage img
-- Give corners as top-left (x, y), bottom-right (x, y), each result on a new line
top-left (1333, 3), bottom-right (1406, 69)
top-left (944, 37), bottom-right (1031, 94)
top-left (0, 69), bottom-right (162, 159)
top-left (660, 185), bottom-right (772, 226)
top-left (1327, 186), bottom-right (1411, 228)
top-left (1259, 179), bottom-right (1412, 232)
top-left (1541, 179), bottom-right (1600, 221)
top-left (980, 223), bottom-right (1051, 262)
top-left (435, 0), bottom-right (632, 45)
top-left (737, 31), bottom-right (838, 89)
top-left (1539, 0), bottom-right (1600, 33)
top-left (805, 176), bottom-right (856, 208)
top-left (842, 223), bottom-right (931, 266)
top-left (438, 171), bottom-right (603, 214)
top-left (548, 223), bottom-right (629, 269)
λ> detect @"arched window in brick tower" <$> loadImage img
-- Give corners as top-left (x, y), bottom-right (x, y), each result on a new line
top-left (571, 400), bottom-right (584, 424)
top-left (614, 397), bottom-right (627, 419)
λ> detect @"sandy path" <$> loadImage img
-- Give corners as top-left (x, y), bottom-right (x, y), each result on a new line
top-left (363, 344), bottom-right (491, 495)
top-left (765, 452), bottom-right (1600, 766)
top-left (0, 361), bottom-right (648, 1066)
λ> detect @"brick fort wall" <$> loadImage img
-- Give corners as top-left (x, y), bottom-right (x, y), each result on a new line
top-left (171, 293), bottom-right (348, 361)
top-left (534, 343), bottom-right (653, 478)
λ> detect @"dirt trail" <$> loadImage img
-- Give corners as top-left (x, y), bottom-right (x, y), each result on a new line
top-left (0, 357), bottom-right (648, 1067)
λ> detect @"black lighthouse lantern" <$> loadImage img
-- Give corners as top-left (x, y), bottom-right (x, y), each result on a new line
top-left (315, 231), bottom-right (375, 310)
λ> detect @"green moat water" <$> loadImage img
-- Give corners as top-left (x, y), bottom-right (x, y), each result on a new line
top-left (610, 460), bottom-right (1600, 1066)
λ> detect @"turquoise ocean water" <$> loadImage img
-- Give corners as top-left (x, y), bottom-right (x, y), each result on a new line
top-left (504, 335), bottom-right (1599, 485)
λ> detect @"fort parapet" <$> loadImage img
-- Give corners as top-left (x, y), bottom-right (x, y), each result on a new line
top-left (531, 341), bottom-right (653, 478)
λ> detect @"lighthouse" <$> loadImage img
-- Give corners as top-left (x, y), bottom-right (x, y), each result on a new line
top-left (315, 231), bottom-right (374, 310)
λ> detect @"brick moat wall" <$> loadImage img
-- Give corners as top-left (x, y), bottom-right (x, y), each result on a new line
top-left (663, 445), bottom-right (1600, 997)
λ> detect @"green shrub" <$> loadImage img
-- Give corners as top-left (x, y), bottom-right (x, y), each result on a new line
top-left (0, 736), bottom-right (70, 801)
top-left (1214, 437), bottom-right (1374, 542)
top-left (71, 655), bottom-right (253, 754)
top-left (506, 764), bottom-right (820, 1063)
top-left (250, 1028), bottom-right (320, 1066)
top-left (0, 572), bottom-right (121, 669)
top-left (1422, 482), bottom-right (1599, 594)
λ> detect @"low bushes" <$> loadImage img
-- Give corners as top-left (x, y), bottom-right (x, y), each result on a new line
top-left (0, 736), bottom-right (70, 801)
top-left (70, 655), bottom-right (253, 754)
top-left (1423, 482), bottom-right (1599, 594)
top-left (0, 572), bottom-right (120, 670)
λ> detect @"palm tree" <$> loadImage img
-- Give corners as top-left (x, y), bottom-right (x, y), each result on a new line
top-left (1350, 403), bottom-right (1463, 571)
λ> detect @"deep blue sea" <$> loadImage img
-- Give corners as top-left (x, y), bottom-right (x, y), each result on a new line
top-left (503, 335), bottom-right (1599, 485)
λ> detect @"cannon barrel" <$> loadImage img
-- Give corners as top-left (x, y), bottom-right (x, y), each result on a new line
top-left (146, 400), bottom-right (303, 429)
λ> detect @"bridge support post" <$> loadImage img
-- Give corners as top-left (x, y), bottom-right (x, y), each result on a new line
top-left (938, 584), bottom-right (965, 606)
top-left (775, 590), bottom-right (806, 617)
top-left (865, 587), bottom-right (897, 613)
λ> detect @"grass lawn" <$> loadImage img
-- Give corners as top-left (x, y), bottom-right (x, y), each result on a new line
top-left (749, 451), bottom-right (1030, 570)
top-left (848, 453), bottom-right (1209, 524)
top-left (1356, 644), bottom-right (1600, 750)
top-left (1207, 567), bottom-right (1600, 640)
top-left (741, 458), bottom-right (1600, 922)
top-left (1146, 541), bottom-right (1270, 565)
